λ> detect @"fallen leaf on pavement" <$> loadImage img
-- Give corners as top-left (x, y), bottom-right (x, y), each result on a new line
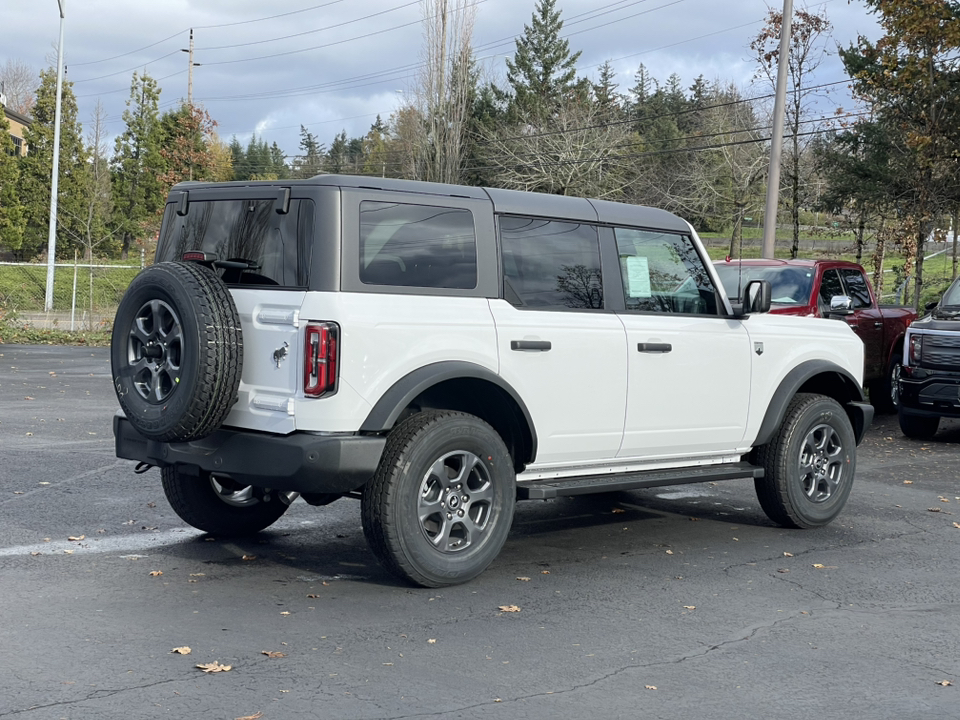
top-left (812, 564), bottom-right (825, 568)
top-left (683, 606), bottom-right (696, 610)
top-left (262, 651), bottom-right (286, 658)
top-left (68, 535), bottom-right (85, 541)
top-left (516, 577), bottom-right (530, 582)
top-left (498, 605), bottom-right (521, 613)
top-left (171, 647), bottom-right (192, 655)
top-left (242, 555), bottom-right (256, 561)
top-left (197, 662), bottom-right (232, 673)
top-left (953, 523), bottom-right (960, 529)
top-left (611, 508), bottom-right (625, 514)
top-left (783, 552), bottom-right (794, 557)
top-left (645, 685), bottom-right (657, 690)
top-left (540, 570), bottom-right (550, 575)
top-left (936, 680), bottom-right (952, 687)
top-left (665, 550), bottom-right (674, 555)
top-left (280, 611), bottom-right (291, 616)
top-left (150, 571), bottom-right (163, 576)
top-left (778, 568), bottom-right (790, 573)
top-left (903, 480), bottom-right (913, 484)
top-left (928, 508), bottom-right (943, 513)
top-left (428, 639), bottom-right (437, 644)
top-left (235, 713), bottom-right (263, 720)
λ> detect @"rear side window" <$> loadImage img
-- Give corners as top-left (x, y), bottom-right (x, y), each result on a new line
top-left (499, 216), bottom-right (602, 310)
top-left (359, 201), bottom-right (477, 289)
top-left (156, 197), bottom-right (311, 287)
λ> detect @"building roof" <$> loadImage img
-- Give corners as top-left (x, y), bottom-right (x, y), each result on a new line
top-left (3, 105), bottom-right (32, 126)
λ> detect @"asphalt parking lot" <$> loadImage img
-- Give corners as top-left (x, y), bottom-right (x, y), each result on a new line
top-left (1, 344), bottom-right (958, 720)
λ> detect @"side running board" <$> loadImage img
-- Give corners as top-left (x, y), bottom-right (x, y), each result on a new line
top-left (516, 461), bottom-right (763, 500)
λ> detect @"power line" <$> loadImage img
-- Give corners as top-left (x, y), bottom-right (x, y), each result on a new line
top-left (195, 1), bottom-right (421, 51)
top-left (72, 1), bottom-right (350, 67)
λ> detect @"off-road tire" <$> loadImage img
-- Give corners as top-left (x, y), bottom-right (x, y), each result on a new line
top-left (161, 466), bottom-right (292, 536)
top-left (898, 409), bottom-right (939, 440)
top-left (870, 352), bottom-right (902, 415)
top-left (753, 393), bottom-right (856, 529)
top-left (361, 410), bottom-right (516, 588)
top-left (111, 261), bottom-right (242, 442)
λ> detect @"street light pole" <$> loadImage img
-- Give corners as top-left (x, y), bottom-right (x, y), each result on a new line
top-left (761, 0), bottom-right (793, 260)
top-left (44, 0), bottom-right (66, 312)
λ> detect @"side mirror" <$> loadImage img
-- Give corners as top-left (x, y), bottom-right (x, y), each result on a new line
top-left (828, 295), bottom-right (854, 316)
top-left (925, 300), bottom-right (939, 311)
top-left (742, 279), bottom-right (771, 314)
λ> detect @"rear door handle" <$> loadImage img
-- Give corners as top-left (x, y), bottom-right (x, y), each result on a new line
top-left (511, 340), bottom-right (552, 351)
top-left (638, 343), bottom-right (672, 353)
top-left (874, 321), bottom-right (883, 328)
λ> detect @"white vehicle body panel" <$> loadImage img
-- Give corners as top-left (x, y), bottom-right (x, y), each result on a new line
top-left (617, 314), bottom-right (752, 457)
top-left (739, 312), bottom-right (865, 445)
top-left (224, 289), bottom-right (306, 435)
top-left (489, 299), bottom-right (627, 465)
top-left (294, 291), bottom-right (499, 433)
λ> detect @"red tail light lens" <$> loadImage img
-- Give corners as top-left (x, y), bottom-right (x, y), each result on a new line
top-left (304, 322), bottom-right (339, 397)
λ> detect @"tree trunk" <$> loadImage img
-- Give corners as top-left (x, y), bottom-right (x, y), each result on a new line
top-left (856, 209), bottom-right (865, 265)
top-left (953, 204), bottom-right (958, 280)
top-left (729, 202), bottom-right (745, 259)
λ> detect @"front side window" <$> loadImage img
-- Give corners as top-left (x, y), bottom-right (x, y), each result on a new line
top-left (615, 228), bottom-right (717, 315)
top-left (499, 216), bottom-right (602, 310)
top-left (819, 269), bottom-right (845, 308)
top-left (359, 201), bottom-right (477, 289)
top-left (840, 269), bottom-right (872, 308)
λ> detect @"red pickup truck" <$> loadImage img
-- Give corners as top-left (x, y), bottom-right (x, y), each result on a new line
top-left (714, 259), bottom-right (917, 412)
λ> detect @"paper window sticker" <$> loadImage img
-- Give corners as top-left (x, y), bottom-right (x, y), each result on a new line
top-left (626, 256), bottom-right (652, 298)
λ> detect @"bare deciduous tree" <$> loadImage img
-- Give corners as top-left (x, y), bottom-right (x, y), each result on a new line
top-left (480, 97), bottom-right (632, 198)
top-left (0, 59), bottom-right (36, 115)
top-left (752, 6), bottom-right (833, 258)
top-left (405, 0), bottom-right (477, 184)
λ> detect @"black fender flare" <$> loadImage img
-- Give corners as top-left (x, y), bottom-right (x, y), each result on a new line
top-left (359, 361), bottom-right (538, 463)
top-left (753, 360), bottom-right (873, 447)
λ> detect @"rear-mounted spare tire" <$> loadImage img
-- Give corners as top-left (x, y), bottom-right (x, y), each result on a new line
top-left (111, 261), bottom-right (243, 442)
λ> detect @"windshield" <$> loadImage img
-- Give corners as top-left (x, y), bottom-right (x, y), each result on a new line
top-left (941, 277), bottom-right (960, 307)
top-left (713, 264), bottom-right (815, 306)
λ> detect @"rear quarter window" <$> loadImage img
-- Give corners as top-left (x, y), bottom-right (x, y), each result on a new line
top-left (358, 201), bottom-right (478, 290)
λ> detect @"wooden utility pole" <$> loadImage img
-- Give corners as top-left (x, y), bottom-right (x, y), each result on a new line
top-left (761, 0), bottom-right (793, 259)
top-left (181, 29), bottom-right (199, 106)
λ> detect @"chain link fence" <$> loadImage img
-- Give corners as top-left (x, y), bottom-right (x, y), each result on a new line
top-left (0, 258), bottom-right (146, 332)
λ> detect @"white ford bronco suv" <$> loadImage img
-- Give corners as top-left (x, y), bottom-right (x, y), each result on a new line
top-left (112, 175), bottom-right (873, 587)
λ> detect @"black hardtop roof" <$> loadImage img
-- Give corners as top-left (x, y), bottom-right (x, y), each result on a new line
top-left (170, 174), bottom-right (690, 232)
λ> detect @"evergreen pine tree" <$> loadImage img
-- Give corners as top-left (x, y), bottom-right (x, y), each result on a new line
top-left (111, 72), bottom-right (164, 258)
top-left (505, 0), bottom-right (582, 120)
top-left (17, 66), bottom-right (89, 259)
top-left (0, 112), bottom-right (26, 253)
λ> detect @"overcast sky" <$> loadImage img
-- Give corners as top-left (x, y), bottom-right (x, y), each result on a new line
top-left (3, 0), bottom-right (881, 159)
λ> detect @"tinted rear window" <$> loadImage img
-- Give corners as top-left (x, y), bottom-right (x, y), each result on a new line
top-left (156, 198), bottom-right (312, 287)
top-left (359, 201), bottom-right (478, 289)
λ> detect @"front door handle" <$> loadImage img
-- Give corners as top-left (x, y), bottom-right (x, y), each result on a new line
top-left (511, 340), bottom-right (552, 351)
top-left (638, 343), bottom-right (672, 353)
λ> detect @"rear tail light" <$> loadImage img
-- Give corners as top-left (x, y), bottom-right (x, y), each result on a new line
top-left (304, 322), bottom-right (339, 397)
top-left (908, 333), bottom-right (923, 366)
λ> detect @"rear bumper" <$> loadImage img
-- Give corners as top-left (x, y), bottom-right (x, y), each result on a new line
top-left (114, 414), bottom-right (385, 494)
top-left (899, 368), bottom-right (960, 418)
